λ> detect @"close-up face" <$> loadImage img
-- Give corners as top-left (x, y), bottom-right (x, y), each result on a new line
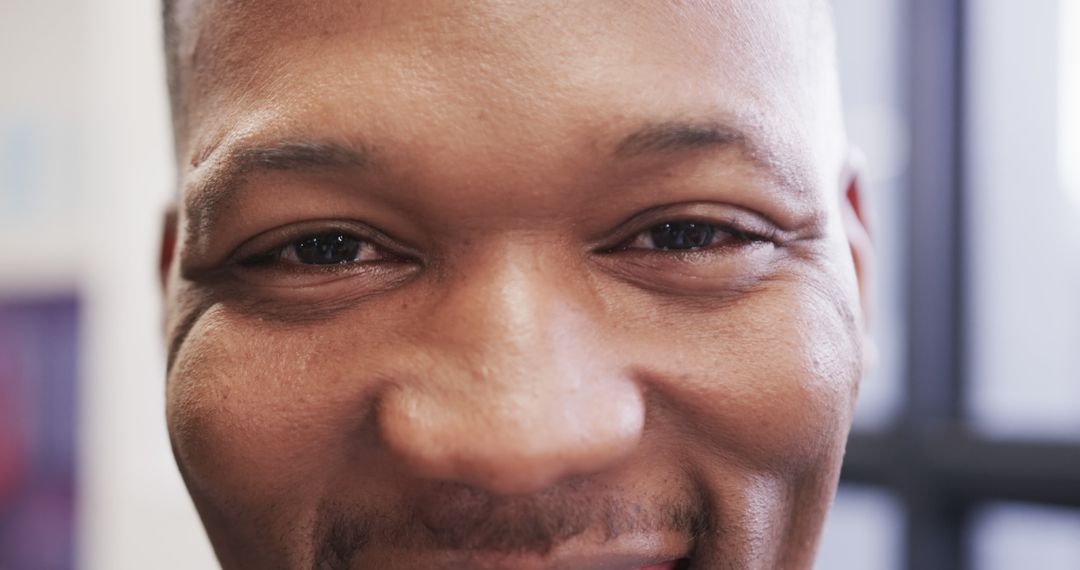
top-left (160, 1), bottom-right (871, 568)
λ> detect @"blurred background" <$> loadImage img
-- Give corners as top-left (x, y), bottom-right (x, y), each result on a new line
top-left (0, 0), bottom-right (1077, 568)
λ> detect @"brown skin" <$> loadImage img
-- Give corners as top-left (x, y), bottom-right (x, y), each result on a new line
top-left (160, 1), bottom-right (873, 568)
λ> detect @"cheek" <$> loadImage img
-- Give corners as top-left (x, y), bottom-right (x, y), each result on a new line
top-left (638, 275), bottom-right (862, 476)
top-left (166, 303), bottom-right (361, 522)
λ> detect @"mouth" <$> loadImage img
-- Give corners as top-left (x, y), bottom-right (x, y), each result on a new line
top-left (484, 530), bottom-right (695, 570)
top-left (344, 535), bottom-right (695, 569)
top-left (365, 553), bottom-right (694, 570)
top-left (313, 482), bottom-right (705, 569)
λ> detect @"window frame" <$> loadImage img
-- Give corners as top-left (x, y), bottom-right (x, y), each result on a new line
top-left (838, 1), bottom-right (1080, 568)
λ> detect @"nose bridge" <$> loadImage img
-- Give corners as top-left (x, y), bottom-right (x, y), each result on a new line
top-left (377, 248), bottom-right (645, 495)
top-left (444, 247), bottom-right (552, 364)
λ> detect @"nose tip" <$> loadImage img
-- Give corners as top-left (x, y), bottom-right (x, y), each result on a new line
top-left (377, 377), bottom-right (645, 496)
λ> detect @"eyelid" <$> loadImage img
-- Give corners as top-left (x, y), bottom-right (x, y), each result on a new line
top-left (229, 220), bottom-right (417, 266)
top-left (594, 203), bottom-right (783, 253)
top-left (619, 221), bottom-right (770, 253)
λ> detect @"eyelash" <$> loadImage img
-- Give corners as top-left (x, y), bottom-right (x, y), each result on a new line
top-left (612, 219), bottom-right (776, 254)
top-left (233, 219), bottom-right (773, 274)
top-left (231, 221), bottom-right (408, 272)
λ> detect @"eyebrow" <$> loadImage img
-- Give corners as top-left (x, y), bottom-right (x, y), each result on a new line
top-left (203, 121), bottom-right (750, 183)
top-left (185, 118), bottom-right (802, 236)
top-left (230, 139), bottom-right (374, 172)
top-left (614, 120), bottom-right (750, 159)
top-left (185, 139), bottom-right (376, 236)
top-left (613, 120), bottom-right (808, 196)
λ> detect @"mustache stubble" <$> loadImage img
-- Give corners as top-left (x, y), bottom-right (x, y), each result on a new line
top-left (312, 479), bottom-right (713, 569)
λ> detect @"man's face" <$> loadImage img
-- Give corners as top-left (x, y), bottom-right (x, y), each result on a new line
top-left (161, 1), bottom-right (870, 568)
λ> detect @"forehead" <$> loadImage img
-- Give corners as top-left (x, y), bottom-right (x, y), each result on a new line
top-left (175, 0), bottom-right (820, 80)
top-left (171, 0), bottom-right (837, 210)
top-left (175, 0), bottom-right (819, 62)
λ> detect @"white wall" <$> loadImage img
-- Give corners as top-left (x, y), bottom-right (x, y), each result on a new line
top-left (73, 0), bottom-right (215, 567)
top-left (2, 0), bottom-right (212, 567)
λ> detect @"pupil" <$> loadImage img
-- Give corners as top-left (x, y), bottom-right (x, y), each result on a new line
top-left (293, 233), bottom-right (362, 264)
top-left (650, 222), bottom-right (715, 250)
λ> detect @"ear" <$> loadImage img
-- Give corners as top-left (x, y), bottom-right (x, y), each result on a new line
top-left (160, 206), bottom-right (178, 292)
top-left (840, 149), bottom-right (876, 369)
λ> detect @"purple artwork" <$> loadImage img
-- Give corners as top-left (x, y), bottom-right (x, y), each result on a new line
top-left (0, 297), bottom-right (78, 570)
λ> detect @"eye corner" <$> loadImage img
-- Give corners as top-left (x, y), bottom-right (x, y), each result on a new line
top-left (234, 250), bottom-right (278, 268)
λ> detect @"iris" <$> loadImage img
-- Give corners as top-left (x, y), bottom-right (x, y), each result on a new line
top-left (649, 222), bottom-right (717, 250)
top-left (292, 233), bottom-right (362, 264)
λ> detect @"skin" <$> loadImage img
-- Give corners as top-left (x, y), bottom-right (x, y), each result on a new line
top-left (160, 1), bottom-right (873, 568)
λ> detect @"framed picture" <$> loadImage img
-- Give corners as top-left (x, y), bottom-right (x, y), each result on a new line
top-left (0, 297), bottom-right (78, 570)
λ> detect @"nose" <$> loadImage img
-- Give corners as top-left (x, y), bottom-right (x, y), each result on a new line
top-left (376, 254), bottom-right (645, 496)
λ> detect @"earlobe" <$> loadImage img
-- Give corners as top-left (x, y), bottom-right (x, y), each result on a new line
top-left (160, 207), bottom-right (179, 292)
top-left (840, 149), bottom-right (876, 369)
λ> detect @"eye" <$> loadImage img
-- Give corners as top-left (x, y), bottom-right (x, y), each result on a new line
top-left (623, 220), bottom-right (765, 252)
top-left (239, 231), bottom-right (390, 267)
top-left (221, 222), bottom-right (421, 294)
top-left (288, 233), bottom-right (369, 265)
top-left (643, 221), bottom-right (718, 250)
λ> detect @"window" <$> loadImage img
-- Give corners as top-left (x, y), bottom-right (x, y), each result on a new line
top-left (967, 0), bottom-right (1080, 440)
top-left (973, 503), bottom-right (1080, 570)
top-left (832, 1), bottom-right (1080, 569)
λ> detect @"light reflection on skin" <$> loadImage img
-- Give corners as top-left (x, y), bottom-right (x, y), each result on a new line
top-left (159, 0), bottom-right (873, 568)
